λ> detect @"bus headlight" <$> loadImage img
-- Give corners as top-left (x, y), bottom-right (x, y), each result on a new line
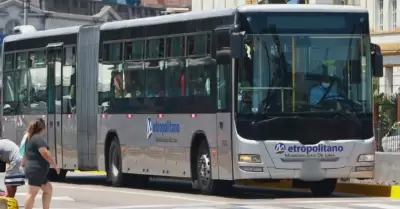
top-left (358, 154), bottom-right (374, 162)
top-left (238, 154), bottom-right (262, 163)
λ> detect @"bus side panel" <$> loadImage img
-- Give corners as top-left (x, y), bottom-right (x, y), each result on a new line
top-left (61, 114), bottom-right (78, 170)
top-left (98, 114), bottom-right (217, 178)
top-left (76, 25), bottom-right (100, 170)
top-left (216, 112), bottom-right (233, 180)
top-left (15, 115), bottom-right (32, 145)
top-left (3, 116), bottom-right (17, 143)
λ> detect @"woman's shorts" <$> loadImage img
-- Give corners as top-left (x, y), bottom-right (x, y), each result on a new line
top-left (4, 160), bottom-right (25, 187)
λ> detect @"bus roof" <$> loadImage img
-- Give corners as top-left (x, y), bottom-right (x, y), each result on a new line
top-left (237, 4), bottom-right (368, 14)
top-left (3, 25), bottom-right (81, 43)
top-left (101, 4), bottom-right (367, 31)
top-left (100, 8), bottom-right (236, 31)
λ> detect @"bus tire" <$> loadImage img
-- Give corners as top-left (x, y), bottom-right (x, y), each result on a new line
top-left (126, 173), bottom-right (149, 188)
top-left (196, 140), bottom-right (232, 195)
top-left (310, 179), bottom-right (337, 197)
top-left (108, 139), bottom-right (124, 187)
top-left (47, 169), bottom-right (67, 181)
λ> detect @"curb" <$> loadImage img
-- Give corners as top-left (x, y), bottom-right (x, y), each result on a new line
top-left (73, 170), bottom-right (106, 174)
top-left (238, 180), bottom-right (400, 198)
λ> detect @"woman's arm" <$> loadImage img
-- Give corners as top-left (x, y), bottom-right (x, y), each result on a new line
top-left (21, 152), bottom-right (27, 167)
top-left (38, 148), bottom-right (57, 168)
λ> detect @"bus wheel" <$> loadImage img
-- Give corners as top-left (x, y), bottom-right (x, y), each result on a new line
top-left (196, 140), bottom-right (232, 195)
top-left (310, 179), bottom-right (337, 197)
top-left (108, 139), bottom-right (124, 187)
top-left (47, 169), bottom-right (67, 181)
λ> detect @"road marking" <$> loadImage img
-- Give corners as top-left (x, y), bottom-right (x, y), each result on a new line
top-left (351, 203), bottom-right (400, 209)
top-left (287, 204), bottom-right (354, 209)
top-left (55, 185), bottom-right (226, 204)
top-left (236, 206), bottom-right (286, 209)
top-left (315, 204), bottom-right (355, 209)
top-left (237, 199), bottom-right (392, 205)
top-left (16, 193), bottom-right (75, 201)
top-left (275, 199), bottom-right (392, 204)
top-left (93, 203), bottom-right (227, 209)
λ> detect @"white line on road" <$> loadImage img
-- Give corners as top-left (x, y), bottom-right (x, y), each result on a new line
top-left (287, 204), bottom-right (354, 209)
top-left (269, 199), bottom-right (394, 204)
top-left (350, 203), bottom-right (400, 209)
top-left (93, 203), bottom-right (227, 209)
top-left (15, 193), bottom-right (75, 201)
top-left (234, 206), bottom-right (286, 209)
top-left (54, 185), bottom-right (226, 204)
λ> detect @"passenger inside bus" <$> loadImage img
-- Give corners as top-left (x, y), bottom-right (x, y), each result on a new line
top-left (124, 76), bottom-right (143, 98)
top-left (110, 69), bottom-right (123, 98)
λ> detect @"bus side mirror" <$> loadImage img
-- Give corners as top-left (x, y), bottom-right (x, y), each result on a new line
top-left (371, 43), bottom-right (383, 77)
top-left (230, 32), bottom-right (245, 58)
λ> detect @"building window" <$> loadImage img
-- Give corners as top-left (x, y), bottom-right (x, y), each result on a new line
top-left (393, 0), bottom-right (397, 29)
top-left (380, 0), bottom-right (384, 31)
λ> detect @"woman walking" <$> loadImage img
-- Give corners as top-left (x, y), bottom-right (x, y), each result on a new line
top-left (22, 118), bottom-right (60, 209)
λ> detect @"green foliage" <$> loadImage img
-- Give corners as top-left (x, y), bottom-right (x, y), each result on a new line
top-left (372, 77), bottom-right (398, 135)
top-left (375, 93), bottom-right (398, 135)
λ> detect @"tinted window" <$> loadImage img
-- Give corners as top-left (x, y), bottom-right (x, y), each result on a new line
top-left (239, 12), bottom-right (369, 34)
top-left (4, 53), bottom-right (14, 70)
top-left (3, 72), bottom-right (16, 115)
top-left (28, 50), bottom-right (48, 114)
top-left (146, 38), bottom-right (165, 59)
top-left (16, 52), bottom-right (28, 69)
top-left (63, 46), bottom-right (76, 114)
top-left (104, 42), bottom-right (123, 62)
top-left (98, 29), bottom-right (217, 113)
top-left (166, 37), bottom-right (185, 58)
top-left (125, 40), bottom-right (144, 60)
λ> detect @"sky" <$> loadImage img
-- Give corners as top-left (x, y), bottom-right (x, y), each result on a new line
top-left (288, 0), bottom-right (297, 4)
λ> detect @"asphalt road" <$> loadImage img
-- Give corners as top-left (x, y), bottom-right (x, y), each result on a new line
top-left (1, 172), bottom-right (398, 209)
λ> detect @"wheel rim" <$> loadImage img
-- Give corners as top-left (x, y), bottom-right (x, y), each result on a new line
top-left (111, 147), bottom-right (120, 177)
top-left (198, 154), bottom-right (211, 187)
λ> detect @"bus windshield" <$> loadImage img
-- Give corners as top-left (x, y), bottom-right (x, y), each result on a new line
top-left (237, 12), bottom-right (372, 115)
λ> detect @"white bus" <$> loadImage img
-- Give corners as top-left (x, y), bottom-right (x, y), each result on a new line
top-left (1, 4), bottom-right (383, 196)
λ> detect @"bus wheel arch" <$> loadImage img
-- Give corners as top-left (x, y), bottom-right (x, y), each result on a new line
top-left (190, 131), bottom-right (208, 182)
top-left (190, 131), bottom-right (232, 195)
top-left (104, 130), bottom-right (122, 186)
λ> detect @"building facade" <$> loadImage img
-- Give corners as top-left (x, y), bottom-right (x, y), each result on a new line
top-left (0, 0), bottom-right (165, 35)
top-left (141, 0), bottom-right (191, 8)
top-left (365, 0), bottom-right (400, 95)
top-left (0, 0), bottom-right (122, 34)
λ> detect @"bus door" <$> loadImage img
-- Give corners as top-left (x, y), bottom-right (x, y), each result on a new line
top-left (214, 28), bottom-right (234, 180)
top-left (46, 43), bottom-right (64, 167)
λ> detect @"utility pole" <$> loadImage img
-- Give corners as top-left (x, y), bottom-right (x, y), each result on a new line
top-left (23, 0), bottom-right (30, 25)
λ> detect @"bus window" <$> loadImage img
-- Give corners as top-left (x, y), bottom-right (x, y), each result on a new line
top-left (4, 54), bottom-right (14, 70)
top-left (3, 72), bottom-right (16, 115)
top-left (16, 52), bottom-right (28, 70)
top-left (146, 38), bottom-right (165, 60)
top-left (28, 50), bottom-right (47, 114)
top-left (63, 46), bottom-right (76, 113)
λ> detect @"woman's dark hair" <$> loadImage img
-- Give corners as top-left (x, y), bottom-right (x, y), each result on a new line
top-left (27, 118), bottom-right (46, 140)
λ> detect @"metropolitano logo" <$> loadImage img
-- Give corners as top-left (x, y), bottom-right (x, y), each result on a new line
top-left (274, 143), bottom-right (286, 154)
top-left (146, 117), bottom-right (153, 140)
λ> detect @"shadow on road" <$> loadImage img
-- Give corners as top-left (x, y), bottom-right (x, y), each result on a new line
top-left (57, 173), bottom-right (362, 200)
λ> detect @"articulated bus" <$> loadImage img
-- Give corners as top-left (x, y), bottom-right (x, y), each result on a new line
top-left (1, 4), bottom-right (383, 196)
